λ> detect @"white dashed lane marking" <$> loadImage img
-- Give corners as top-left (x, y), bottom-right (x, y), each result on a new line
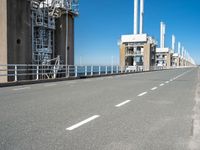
top-left (66, 115), bottom-right (100, 131)
top-left (151, 87), bottom-right (158, 91)
top-left (138, 92), bottom-right (147, 97)
top-left (160, 83), bottom-right (164, 86)
top-left (115, 100), bottom-right (131, 107)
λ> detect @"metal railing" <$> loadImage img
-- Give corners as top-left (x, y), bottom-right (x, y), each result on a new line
top-left (0, 64), bottom-right (192, 83)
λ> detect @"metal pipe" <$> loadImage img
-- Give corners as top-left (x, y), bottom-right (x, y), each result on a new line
top-left (160, 22), bottom-right (165, 48)
top-left (162, 23), bottom-right (165, 48)
top-left (139, 0), bottom-right (144, 34)
top-left (178, 42), bottom-right (181, 55)
top-left (172, 34), bottom-right (175, 52)
top-left (160, 22), bottom-right (163, 48)
top-left (134, 0), bottom-right (138, 34)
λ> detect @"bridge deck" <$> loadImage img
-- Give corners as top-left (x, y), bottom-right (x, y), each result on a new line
top-left (0, 68), bottom-right (199, 150)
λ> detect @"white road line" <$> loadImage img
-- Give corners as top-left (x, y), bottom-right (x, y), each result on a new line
top-left (115, 100), bottom-right (131, 107)
top-left (160, 83), bottom-right (164, 86)
top-left (44, 83), bottom-right (57, 87)
top-left (66, 115), bottom-right (100, 131)
top-left (13, 87), bottom-right (31, 91)
top-left (165, 81), bottom-right (169, 84)
top-left (138, 92), bottom-right (147, 97)
top-left (151, 87), bottom-right (158, 91)
top-left (170, 79), bottom-right (173, 82)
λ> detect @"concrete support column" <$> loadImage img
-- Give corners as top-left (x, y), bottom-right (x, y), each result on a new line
top-left (0, 0), bottom-right (8, 83)
top-left (120, 44), bottom-right (126, 67)
top-left (167, 53), bottom-right (172, 68)
top-left (143, 44), bottom-right (150, 71)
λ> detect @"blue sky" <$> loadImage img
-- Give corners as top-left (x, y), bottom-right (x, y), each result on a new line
top-left (74, 0), bottom-right (200, 65)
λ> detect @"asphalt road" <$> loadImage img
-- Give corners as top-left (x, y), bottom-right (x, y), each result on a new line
top-left (0, 68), bottom-right (199, 150)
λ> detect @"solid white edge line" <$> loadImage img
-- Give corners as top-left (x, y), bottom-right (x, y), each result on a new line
top-left (138, 92), bottom-right (147, 97)
top-left (160, 83), bottom-right (164, 86)
top-left (13, 87), bottom-right (31, 91)
top-left (151, 87), bottom-right (158, 91)
top-left (115, 100), bottom-right (131, 107)
top-left (66, 115), bottom-right (100, 131)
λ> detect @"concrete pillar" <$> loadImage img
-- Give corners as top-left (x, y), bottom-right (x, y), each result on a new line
top-left (143, 43), bottom-right (150, 71)
top-left (167, 53), bottom-right (172, 68)
top-left (55, 13), bottom-right (75, 65)
top-left (120, 44), bottom-right (126, 67)
top-left (177, 57), bottom-right (180, 67)
top-left (0, 0), bottom-right (8, 83)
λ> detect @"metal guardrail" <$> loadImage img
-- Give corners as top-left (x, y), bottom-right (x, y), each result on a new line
top-left (0, 64), bottom-right (191, 83)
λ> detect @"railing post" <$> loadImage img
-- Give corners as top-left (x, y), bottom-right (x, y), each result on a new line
top-left (111, 66), bottom-right (113, 74)
top-left (116, 66), bottom-right (119, 74)
top-left (75, 66), bottom-right (78, 77)
top-left (14, 65), bottom-right (17, 82)
top-left (36, 65), bottom-right (39, 80)
top-left (99, 66), bottom-right (101, 75)
top-left (68, 66), bottom-right (70, 77)
top-left (53, 66), bottom-right (56, 79)
top-left (105, 66), bottom-right (108, 75)
top-left (91, 66), bottom-right (93, 76)
top-left (65, 65), bottom-right (68, 78)
top-left (121, 66), bottom-right (123, 73)
top-left (85, 66), bottom-right (87, 76)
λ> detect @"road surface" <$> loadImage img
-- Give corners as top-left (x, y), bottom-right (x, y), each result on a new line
top-left (0, 68), bottom-right (200, 150)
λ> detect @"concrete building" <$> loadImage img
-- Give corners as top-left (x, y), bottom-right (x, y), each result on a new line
top-left (156, 48), bottom-right (173, 67)
top-left (0, 0), bottom-right (78, 82)
top-left (156, 22), bottom-right (174, 68)
top-left (120, 34), bottom-right (156, 70)
top-left (119, 0), bottom-right (157, 71)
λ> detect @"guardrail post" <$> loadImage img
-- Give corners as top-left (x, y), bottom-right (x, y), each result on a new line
top-left (121, 66), bottom-right (123, 73)
top-left (14, 65), bottom-right (17, 82)
top-left (36, 65), bottom-right (39, 80)
top-left (99, 66), bottom-right (101, 75)
top-left (91, 66), bottom-right (93, 76)
top-left (105, 66), bottom-right (108, 75)
top-left (85, 66), bottom-right (87, 76)
top-left (66, 65), bottom-right (68, 78)
top-left (67, 66), bottom-right (70, 78)
top-left (75, 66), bottom-right (78, 77)
top-left (111, 66), bottom-right (113, 74)
top-left (53, 66), bottom-right (56, 79)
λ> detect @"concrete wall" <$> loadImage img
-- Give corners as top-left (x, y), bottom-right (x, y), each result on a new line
top-left (6, 0), bottom-right (32, 82)
top-left (55, 13), bottom-right (74, 65)
top-left (0, 0), bottom-right (8, 82)
top-left (7, 0), bottom-right (32, 64)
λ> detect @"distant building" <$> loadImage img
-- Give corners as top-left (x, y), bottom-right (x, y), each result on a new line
top-left (119, 0), bottom-right (157, 71)
top-left (172, 53), bottom-right (180, 67)
top-left (120, 34), bottom-right (156, 70)
top-left (156, 48), bottom-right (173, 67)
